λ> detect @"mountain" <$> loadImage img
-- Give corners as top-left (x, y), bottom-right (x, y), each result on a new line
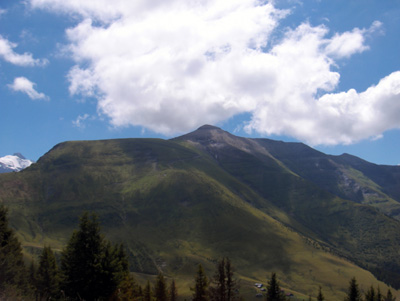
top-left (254, 139), bottom-right (400, 219)
top-left (175, 126), bottom-right (400, 284)
top-left (1, 125), bottom-right (400, 299)
top-left (0, 153), bottom-right (33, 173)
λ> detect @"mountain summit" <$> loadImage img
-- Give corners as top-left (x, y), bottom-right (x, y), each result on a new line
top-left (173, 124), bottom-right (232, 142)
top-left (0, 153), bottom-right (33, 173)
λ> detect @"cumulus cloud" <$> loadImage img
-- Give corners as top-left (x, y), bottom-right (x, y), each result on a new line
top-left (30, 0), bottom-right (128, 22)
top-left (325, 21), bottom-right (382, 58)
top-left (30, 0), bottom-right (400, 145)
top-left (8, 77), bottom-right (49, 100)
top-left (246, 71), bottom-right (400, 145)
top-left (0, 35), bottom-right (47, 66)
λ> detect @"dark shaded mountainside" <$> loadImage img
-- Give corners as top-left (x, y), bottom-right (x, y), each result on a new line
top-left (1, 125), bottom-right (400, 298)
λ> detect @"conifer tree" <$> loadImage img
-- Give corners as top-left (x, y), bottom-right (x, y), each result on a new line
top-left (266, 273), bottom-right (285, 301)
top-left (144, 280), bottom-right (153, 301)
top-left (134, 278), bottom-right (143, 300)
top-left (0, 205), bottom-right (28, 298)
top-left (138, 285), bottom-right (144, 300)
top-left (344, 277), bottom-right (362, 301)
top-left (36, 246), bottom-right (60, 300)
top-left (60, 212), bottom-right (129, 300)
top-left (99, 242), bottom-right (129, 298)
top-left (114, 274), bottom-right (139, 301)
top-left (61, 212), bottom-right (105, 300)
top-left (209, 258), bottom-right (227, 301)
top-left (169, 279), bottom-right (178, 301)
top-left (377, 286), bottom-right (383, 301)
top-left (385, 288), bottom-right (396, 301)
top-left (192, 264), bottom-right (209, 301)
top-left (317, 286), bottom-right (324, 301)
top-left (28, 261), bottom-right (37, 296)
top-left (115, 243), bottom-right (129, 279)
top-left (154, 273), bottom-right (167, 301)
top-left (225, 258), bottom-right (239, 301)
top-left (365, 285), bottom-right (375, 301)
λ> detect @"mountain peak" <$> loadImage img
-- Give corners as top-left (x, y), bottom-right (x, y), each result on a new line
top-left (13, 153), bottom-right (26, 159)
top-left (173, 124), bottom-right (231, 144)
top-left (173, 124), bottom-right (275, 160)
top-left (196, 124), bottom-right (222, 131)
top-left (0, 153), bottom-right (33, 173)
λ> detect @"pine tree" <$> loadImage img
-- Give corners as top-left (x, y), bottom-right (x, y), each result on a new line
top-left (225, 258), bottom-right (239, 301)
top-left (154, 273), bottom-right (167, 301)
top-left (61, 212), bottom-right (105, 300)
top-left (60, 212), bottom-right (129, 300)
top-left (266, 273), bottom-right (285, 301)
top-left (344, 277), bottom-right (362, 301)
top-left (0, 205), bottom-right (28, 298)
top-left (377, 286), bottom-right (383, 301)
top-left (317, 286), bottom-right (324, 301)
top-left (210, 258), bottom-right (226, 301)
top-left (115, 243), bottom-right (129, 279)
top-left (28, 260), bottom-right (37, 296)
top-left (385, 288), bottom-right (396, 301)
top-left (114, 274), bottom-right (139, 301)
top-left (99, 242), bottom-right (129, 298)
top-left (192, 264), bottom-right (209, 301)
top-left (144, 280), bottom-right (153, 301)
top-left (36, 246), bottom-right (60, 300)
top-left (169, 279), bottom-right (178, 301)
top-left (138, 285), bottom-right (144, 300)
top-left (365, 285), bottom-right (375, 301)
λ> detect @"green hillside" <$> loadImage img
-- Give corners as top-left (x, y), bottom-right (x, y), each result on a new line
top-left (1, 126), bottom-right (400, 299)
top-left (256, 138), bottom-right (400, 219)
top-left (174, 126), bottom-right (400, 288)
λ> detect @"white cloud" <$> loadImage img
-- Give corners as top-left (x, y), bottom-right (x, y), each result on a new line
top-left (58, 0), bottom-right (287, 134)
top-left (0, 35), bottom-right (47, 66)
top-left (246, 71), bottom-right (400, 145)
top-left (72, 113), bottom-right (90, 128)
top-left (325, 21), bottom-right (382, 58)
top-left (325, 28), bottom-right (368, 58)
top-left (0, 8), bottom-right (7, 17)
top-left (8, 77), bottom-right (49, 100)
top-left (30, 0), bottom-right (400, 145)
top-left (67, 65), bottom-right (98, 96)
top-left (29, 0), bottom-right (128, 22)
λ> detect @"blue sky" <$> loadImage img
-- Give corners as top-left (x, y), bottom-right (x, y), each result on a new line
top-left (1, 0), bottom-right (399, 165)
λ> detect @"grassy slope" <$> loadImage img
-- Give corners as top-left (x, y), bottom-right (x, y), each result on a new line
top-left (0, 138), bottom-right (399, 299)
top-left (198, 137), bottom-right (400, 289)
top-left (256, 139), bottom-right (400, 220)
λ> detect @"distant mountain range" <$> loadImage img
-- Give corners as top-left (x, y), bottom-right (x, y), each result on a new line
top-left (0, 153), bottom-right (33, 173)
top-left (1, 125), bottom-right (400, 299)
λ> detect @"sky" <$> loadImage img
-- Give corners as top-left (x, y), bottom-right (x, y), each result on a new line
top-left (1, 0), bottom-right (400, 165)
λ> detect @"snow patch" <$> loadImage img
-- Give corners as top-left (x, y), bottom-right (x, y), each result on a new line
top-left (0, 153), bottom-right (33, 173)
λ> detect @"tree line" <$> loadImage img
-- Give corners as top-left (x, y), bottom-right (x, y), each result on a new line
top-left (341, 277), bottom-right (396, 301)
top-left (260, 273), bottom-right (396, 301)
top-left (0, 206), bottom-right (239, 300)
top-left (1, 206), bottom-right (130, 300)
top-left (0, 205), bottom-right (398, 300)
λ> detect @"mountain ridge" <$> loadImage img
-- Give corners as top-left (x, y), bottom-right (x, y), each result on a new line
top-left (1, 125), bottom-right (400, 298)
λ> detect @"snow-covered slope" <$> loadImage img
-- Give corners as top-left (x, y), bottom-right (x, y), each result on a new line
top-left (0, 153), bottom-right (33, 173)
